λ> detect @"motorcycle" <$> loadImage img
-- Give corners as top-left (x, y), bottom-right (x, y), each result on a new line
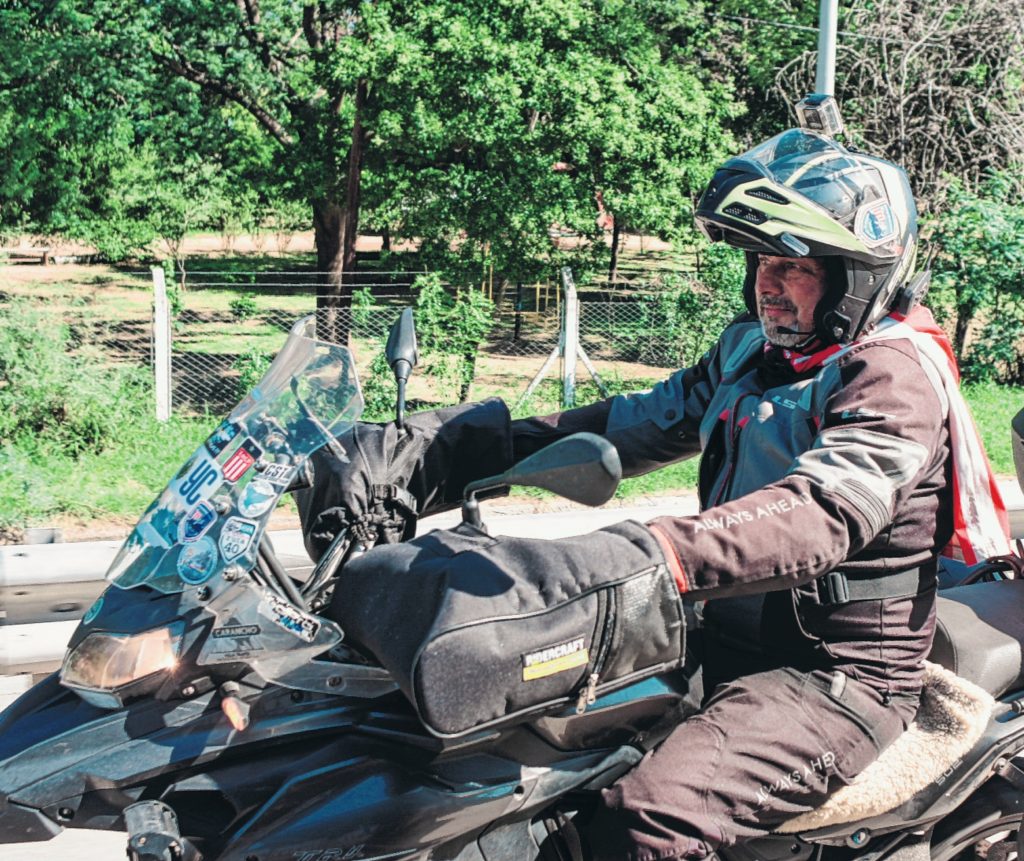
top-left (2, 313), bottom-right (1024, 861)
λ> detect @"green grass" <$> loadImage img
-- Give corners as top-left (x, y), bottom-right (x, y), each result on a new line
top-left (0, 412), bottom-right (216, 529)
top-left (1, 375), bottom-right (1019, 534)
top-left (963, 383), bottom-right (1023, 476)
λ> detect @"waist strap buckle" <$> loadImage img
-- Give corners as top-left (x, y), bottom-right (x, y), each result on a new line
top-left (819, 571), bottom-right (851, 606)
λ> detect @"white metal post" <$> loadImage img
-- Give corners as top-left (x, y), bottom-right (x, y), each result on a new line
top-left (816, 0), bottom-right (839, 95)
top-left (151, 266), bottom-right (172, 422)
top-left (561, 267), bottom-right (579, 408)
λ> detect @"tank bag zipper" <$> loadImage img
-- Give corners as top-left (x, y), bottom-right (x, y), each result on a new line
top-left (576, 588), bottom-right (617, 714)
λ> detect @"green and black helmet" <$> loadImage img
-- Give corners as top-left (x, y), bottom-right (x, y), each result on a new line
top-left (695, 128), bottom-right (918, 345)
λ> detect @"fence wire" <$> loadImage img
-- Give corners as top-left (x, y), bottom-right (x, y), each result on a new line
top-left (51, 269), bottom-right (717, 418)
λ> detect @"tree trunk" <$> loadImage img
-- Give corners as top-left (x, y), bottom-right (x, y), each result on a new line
top-left (608, 217), bottom-right (623, 284)
top-left (459, 352), bottom-right (476, 403)
top-left (341, 80), bottom-right (367, 301)
top-left (312, 198), bottom-right (348, 345)
top-left (312, 81), bottom-right (367, 347)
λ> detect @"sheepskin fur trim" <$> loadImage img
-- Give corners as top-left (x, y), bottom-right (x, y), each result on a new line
top-left (777, 662), bottom-right (994, 833)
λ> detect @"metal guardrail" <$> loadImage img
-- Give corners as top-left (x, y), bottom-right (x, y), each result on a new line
top-left (2, 509), bottom-right (1023, 679)
top-left (0, 531), bottom-right (313, 676)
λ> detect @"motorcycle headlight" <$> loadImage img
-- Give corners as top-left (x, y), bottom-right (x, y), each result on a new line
top-left (60, 624), bottom-right (183, 709)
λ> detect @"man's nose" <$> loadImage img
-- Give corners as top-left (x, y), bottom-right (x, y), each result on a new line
top-left (756, 272), bottom-right (782, 294)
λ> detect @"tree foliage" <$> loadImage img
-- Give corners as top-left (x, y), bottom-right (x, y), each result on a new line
top-left (777, 0), bottom-right (1024, 207)
top-left (362, 0), bottom-right (739, 285)
top-left (928, 171), bottom-right (1024, 381)
top-left (1, 0), bottom-right (739, 327)
top-left (680, 0), bottom-right (818, 147)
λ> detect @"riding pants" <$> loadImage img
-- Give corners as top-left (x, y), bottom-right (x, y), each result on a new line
top-left (587, 665), bottom-right (916, 861)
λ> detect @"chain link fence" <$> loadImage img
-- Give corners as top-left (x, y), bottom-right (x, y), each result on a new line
top-left (52, 267), bottom-right (722, 419)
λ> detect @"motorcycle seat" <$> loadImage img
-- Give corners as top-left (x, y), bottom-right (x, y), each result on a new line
top-left (777, 660), bottom-right (994, 834)
top-left (930, 579), bottom-right (1024, 698)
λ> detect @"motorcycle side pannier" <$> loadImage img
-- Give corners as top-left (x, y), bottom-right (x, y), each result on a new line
top-left (336, 521), bottom-right (686, 737)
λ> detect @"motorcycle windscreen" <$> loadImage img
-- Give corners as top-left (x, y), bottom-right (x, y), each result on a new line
top-left (105, 315), bottom-right (363, 595)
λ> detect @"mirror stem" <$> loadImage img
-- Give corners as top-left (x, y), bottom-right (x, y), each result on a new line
top-left (462, 494), bottom-right (484, 529)
top-left (395, 376), bottom-right (407, 431)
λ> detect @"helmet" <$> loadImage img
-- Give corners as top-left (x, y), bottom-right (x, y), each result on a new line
top-left (695, 128), bottom-right (918, 345)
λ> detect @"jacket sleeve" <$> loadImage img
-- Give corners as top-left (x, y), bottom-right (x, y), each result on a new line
top-left (511, 327), bottom-right (733, 477)
top-left (648, 341), bottom-right (948, 598)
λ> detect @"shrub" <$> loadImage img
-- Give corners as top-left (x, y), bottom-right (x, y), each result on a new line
top-left (959, 300), bottom-right (1024, 385)
top-left (359, 350), bottom-right (399, 422)
top-left (605, 265), bottom-right (744, 370)
top-left (229, 293), bottom-right (259, 321)
top-left (413, 274), bottom-right (495, 403)
top-left (231, 348), bottom-right (272, 399)
top-left (0, 300), bottom-right (149, 456)
top-left (929, 171), bottom-right (1024, 377)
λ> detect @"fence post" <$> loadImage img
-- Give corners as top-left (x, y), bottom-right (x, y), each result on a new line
top-left (561, 267), bottom-right (579, 408)
top-left (151, 266), bottom-right (172, 422)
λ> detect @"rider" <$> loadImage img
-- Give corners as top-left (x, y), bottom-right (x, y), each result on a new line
top-left (299, 123), bottom-right (1011, 860)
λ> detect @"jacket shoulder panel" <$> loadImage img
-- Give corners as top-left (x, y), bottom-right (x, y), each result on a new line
top-left (607, 319), bottom-right (765, 433)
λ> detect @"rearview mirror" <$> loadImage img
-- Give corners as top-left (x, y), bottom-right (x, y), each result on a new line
top-left (385, 309), bottom-right (418, 430)
top-left (461, 433), bottom-right (622, 529)
top-left (385, 308), bottom-right (418, 380)
top-left (501, 433), bottom-right (622, 507)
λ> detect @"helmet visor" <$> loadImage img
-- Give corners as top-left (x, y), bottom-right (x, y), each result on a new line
top-left (735, 130), bottom-right (898, 248)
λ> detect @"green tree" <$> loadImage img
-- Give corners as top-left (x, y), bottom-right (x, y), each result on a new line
top-left (0, 4), bottom-right (279, 262)
top-left (670, 1), bottom-right (817, 148)
top-left (4, 1), bottom-right (738, 342)
top-left (928, 171), bottom-right (1024, 369)
top-left (361, 0), bottom-right (739, 287)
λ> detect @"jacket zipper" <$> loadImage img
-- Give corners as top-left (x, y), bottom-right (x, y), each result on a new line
top-left (576, 587), bottom-right (617, 714)
top-left (709, 394), bottom-right (752, 508)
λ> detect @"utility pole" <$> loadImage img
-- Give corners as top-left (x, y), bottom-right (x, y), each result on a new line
top-left (816, 0), bottom-right (839, 95)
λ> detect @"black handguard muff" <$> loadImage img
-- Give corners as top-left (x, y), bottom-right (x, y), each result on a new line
top-left (296, 398), bottom-right (514, 561)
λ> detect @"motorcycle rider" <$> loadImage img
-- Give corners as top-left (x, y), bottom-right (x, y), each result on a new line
top-left (298, 127), bottom-right (1011, 860)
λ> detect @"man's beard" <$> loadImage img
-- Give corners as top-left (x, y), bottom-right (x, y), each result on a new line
top-left (759, 300), bottom-right (809, 348)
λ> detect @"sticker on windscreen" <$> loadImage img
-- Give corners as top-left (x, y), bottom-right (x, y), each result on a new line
top-left (179, 500), bottom-right (217, 543)
top-left (260, 462), bottom-right (298, 488)
top-left (205, 420), bottom-right (241, 458)
top-left (219, 516), bottom-right (258, 562)
top-left (177, 537), bottom-right (219, 585)
top-left (174, 458), bottom-right (222, 507)
top-left (83, 596), bottom-right (104, 625)
top-left (238, 478), bottom-right (278, 518)
top-left (223, 439), bottom-right (263, 483)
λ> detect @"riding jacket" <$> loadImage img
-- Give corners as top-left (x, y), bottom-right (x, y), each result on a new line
top-left (511, 313), bottom-right (953, 702)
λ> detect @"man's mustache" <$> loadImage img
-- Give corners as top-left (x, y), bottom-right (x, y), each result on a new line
top-left (759, 298), bottom-right (796, 312)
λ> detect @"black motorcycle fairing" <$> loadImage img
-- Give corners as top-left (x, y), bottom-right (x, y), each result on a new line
top-left (0, 663), bottom-right (693, 856)
top-left (61, 584), bottom-right (225, 708)
top-left (64, 584), bottom-right (188, 653)
top-left (217, 742), bottom-right (641, 861)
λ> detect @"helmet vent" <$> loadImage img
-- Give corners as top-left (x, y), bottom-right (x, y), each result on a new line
top-left (747, 187), bottom-right (789, 205)
top-left (723, 203), bottom-right (768, 225)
